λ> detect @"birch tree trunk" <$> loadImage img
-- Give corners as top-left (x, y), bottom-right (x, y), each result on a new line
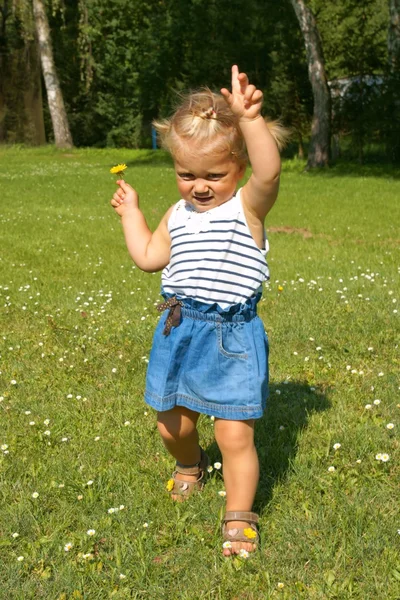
top-left (290, 0), bottom-right (330, 168)
top-left (32, 0), bottom-right (73, 147)
top-left (388, 0), bottom-right (400, 72)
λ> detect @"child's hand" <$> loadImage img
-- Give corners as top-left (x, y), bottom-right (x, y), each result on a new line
top-left (110, 180), bottom-right (139, 217)
top-left (221, 64), bottom-right (263, 122)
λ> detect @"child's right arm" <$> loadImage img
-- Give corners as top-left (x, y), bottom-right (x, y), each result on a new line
top-left (111, 179), bottom-right (172, 272)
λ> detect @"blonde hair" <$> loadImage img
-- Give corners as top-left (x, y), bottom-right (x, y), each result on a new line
top-left (153, 88), bottom-right (288, 165)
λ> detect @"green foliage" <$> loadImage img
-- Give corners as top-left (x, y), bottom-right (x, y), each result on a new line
top-left (1, 0), bottom-right (399, 161)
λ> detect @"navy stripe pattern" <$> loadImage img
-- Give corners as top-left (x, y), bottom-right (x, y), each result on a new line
top-left (161, 189), bottom-right (270, 308)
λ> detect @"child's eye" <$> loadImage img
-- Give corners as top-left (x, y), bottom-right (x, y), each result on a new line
top-left (207, 173), bottom-right (225, 180)
top-left (178, 173), bottom-right (195, 180)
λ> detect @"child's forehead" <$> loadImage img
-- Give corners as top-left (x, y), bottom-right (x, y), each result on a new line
top-left (174, 152), bottom-right (234, 173)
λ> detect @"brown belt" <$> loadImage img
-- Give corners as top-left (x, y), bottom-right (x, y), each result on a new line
top-left (157, 297), bottom-right (183, 336)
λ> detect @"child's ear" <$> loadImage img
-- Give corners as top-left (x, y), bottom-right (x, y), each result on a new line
top-left (238, 163), bottom-right (247, 180)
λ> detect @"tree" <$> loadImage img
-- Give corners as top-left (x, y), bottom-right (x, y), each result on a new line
top-left (32, 0), bottom-right (73, 147)
top-left (290, 0), bottom-right (331, 167)
top-left (388, 0), bottom-right (400, 70)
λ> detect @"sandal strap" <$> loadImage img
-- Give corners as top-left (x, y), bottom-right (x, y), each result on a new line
top-left (223, 511), bottom-right (259, 524)
top-left (175, 447), bottom-right (209, 475)
top-left (170, 473), bottom-right (206, 495)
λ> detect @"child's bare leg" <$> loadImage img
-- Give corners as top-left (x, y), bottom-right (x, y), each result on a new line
top-left (214, 418), bottom-right (259, 555)
top-left (157, 406), bottom-right (201, 501)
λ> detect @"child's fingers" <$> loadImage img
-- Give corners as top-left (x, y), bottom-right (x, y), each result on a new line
top-left (116, 179), bottom-right (132, 194)
top-left (220, 88), bottom-right (233, 105)
top-left (238, 72), bottom-right (249, 94)
top-left (244, 84), bottom-right (257, 102)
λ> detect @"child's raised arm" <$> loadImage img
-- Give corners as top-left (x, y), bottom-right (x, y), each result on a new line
top-left (111, 180), bottom-right (172, 272)
top-left (221, 65), bottom-right (281, 220)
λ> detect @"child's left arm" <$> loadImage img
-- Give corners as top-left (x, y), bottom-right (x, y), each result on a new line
top-left (221, 65), bottom-right (281, 220)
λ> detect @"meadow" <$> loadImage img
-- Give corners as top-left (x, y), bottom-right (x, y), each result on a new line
top-left (0, 146), bottom-right (399, 599)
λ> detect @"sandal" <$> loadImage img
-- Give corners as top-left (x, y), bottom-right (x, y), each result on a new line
top-left (222, 511), bottom-right (259, 554)
top-left (166, 447), bottom-right (209, 498)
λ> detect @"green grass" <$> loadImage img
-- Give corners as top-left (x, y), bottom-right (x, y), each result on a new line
top-left (0, 146), bottom-right (399, 599)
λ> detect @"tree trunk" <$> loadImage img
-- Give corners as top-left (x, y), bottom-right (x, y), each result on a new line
top-left (388, 0), bottom-right (400, 72)
top-left (32, 0), bottom-right (73, 147)
top-left (290, 0), bottom-right (331, 168)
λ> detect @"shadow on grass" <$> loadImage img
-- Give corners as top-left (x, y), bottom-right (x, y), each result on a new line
top-left (126, 150), bottom-right (174, 169)
top-left (283, 159), bottom-right (400, 179)
top-left (254, 381), bottom-right (330, 513)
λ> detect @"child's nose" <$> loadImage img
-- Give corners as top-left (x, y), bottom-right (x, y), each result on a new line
top-left (194, 179), bottom-right (209, 193)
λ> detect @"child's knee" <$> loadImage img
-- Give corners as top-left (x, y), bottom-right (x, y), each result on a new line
top-left (215, 420), bottom-right (255, 454)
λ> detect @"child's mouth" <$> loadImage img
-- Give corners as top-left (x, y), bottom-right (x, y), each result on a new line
top-left (194, 195), bottom-right (213, 203)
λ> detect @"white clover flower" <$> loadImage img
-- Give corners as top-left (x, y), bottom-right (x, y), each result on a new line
top-left (218, 490), bottom-right (226, 497)
top-left (356, 459), bottom-right (362, 464)
top-left (86, 480), bottom-right (93, 486)
top-left (12, 532), bottom-right (19, 538)
top-left (86, 529), bottom-right (96, 536)
top-left (328, 466), bottom-right (336, 472)
top-left (375, 453), bottom-right (383, 460)
top-left (11, 380), bottom-right (17, 385)
top-left (1, 444), bottom-right (8, 450)
top-left (17, 556), bottom-right (24, 562)
top-left (67, 394), bottom-right (73, 399)
top-left (365, 404), bottom-right (372, 410)
top-left (239, 549), bottom-right (249, 558)
top-left (386, 423), bottom-right (394, 430)
top-left (207, 465), bottom-right (213, 473)
top-left (29, 421), bottom-right (36, 426)
top-left (124, 421), bottom-right (130, 426)
top-left (279, 425), bottom-right (285, 431)
top-left (31, 492), bottom-right (39, 499)
top-left (333, 443), bottom-right (341, 450)
top-left (94, 436), bottom-right (100, 441)
top-left (77, 495), bottom-right (83, 500)
top-left (119, 573), bottom-right (127, 579)
top-left (378, 372), bottom-right (384, 377)
top-left (82, 553), bottom-right (93, 560)
top-left (214, 462), bottom-right (222, 470)
top-left (43, 419), bottom-right (50, 425)
top-left (24, 410), bottom-right (31, 415)
top-left (108, 508), bottom-right (116, 514)
top-left (43, 430), bottom-right (51, 436)
top-left (373, 399), bottom-right (381, 405)
top-left (61, 437), bottom-right (68, 442)
top-left (222, 541), bottom-right (232, 549)
top-left (277, 582), bottom-right (285, 589)
top-left (143, 522), bottom-right (149, 528)
top-left (275, 389), bottom-right (281, 395)
top-left (381, 454), bottom-right (390, 462)
top-left (64, 542), bottom-right (73, 552)
top-left (119, 505), bottom-right (125, 510)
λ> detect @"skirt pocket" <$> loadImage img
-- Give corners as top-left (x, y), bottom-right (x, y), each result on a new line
top-left (216, 321), bottom-right (248, 360)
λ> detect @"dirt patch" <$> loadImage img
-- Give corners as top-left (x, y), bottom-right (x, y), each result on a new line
top-left (267, 226), bottom-right (313, 238)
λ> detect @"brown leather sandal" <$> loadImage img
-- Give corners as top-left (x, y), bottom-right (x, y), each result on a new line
top-left (166, 447), bottom-right (209, 498)
top-left (222, 511), bottom-right (259, 554)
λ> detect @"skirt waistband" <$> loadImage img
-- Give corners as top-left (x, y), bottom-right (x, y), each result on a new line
top-left (180, 306), bottom-right (256, 323)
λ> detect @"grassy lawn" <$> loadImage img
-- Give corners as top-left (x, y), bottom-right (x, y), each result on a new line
top-left (0, 146), bottom-right (399, 599)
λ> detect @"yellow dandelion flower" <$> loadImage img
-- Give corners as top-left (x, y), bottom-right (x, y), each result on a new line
top-left (166, 479), bottom-right (175, 492)
top-left (278, 285), bottom-right (284, 292)
top-left (110, 164), bottom-right (127, 175)
top-left (243, 527), bottom-right (257, 539)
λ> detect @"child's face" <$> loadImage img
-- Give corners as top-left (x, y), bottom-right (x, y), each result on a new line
top-left (174, 151), bottom-right (245, 212)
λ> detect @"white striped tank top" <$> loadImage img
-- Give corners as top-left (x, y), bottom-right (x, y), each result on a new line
top-left (161, 188), bottom-right (270, 309)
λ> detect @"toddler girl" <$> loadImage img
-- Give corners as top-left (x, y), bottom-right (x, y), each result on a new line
top-left (111, 65), bottom-right (285, 557)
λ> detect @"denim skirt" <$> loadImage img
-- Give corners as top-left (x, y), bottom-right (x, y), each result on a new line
top-left (144, 294), bottom-right (269, 420)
